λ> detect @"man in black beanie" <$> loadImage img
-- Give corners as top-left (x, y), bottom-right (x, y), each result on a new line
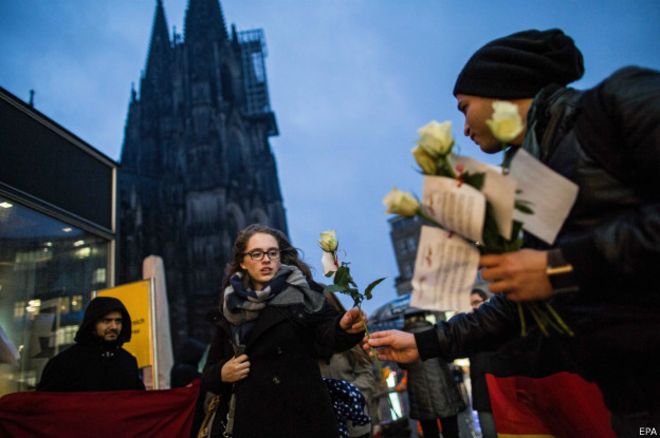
top-left (367, 28), bottom-right (660, 436)
top-left (453, 29), bottom-right (584, 152)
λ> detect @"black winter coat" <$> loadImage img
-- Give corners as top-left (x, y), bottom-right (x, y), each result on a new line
top-left (193, 300), bottom-right (363, 438)
top-left (403, 318), bottom-right (465, 420)
top-left (36, 343), bottom-right (145, 392)
top-left (416, 67), bottom-right (660, 416)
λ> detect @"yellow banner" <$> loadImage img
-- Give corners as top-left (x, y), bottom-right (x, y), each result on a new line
top-left (97, 280), bottom-right (152, 368)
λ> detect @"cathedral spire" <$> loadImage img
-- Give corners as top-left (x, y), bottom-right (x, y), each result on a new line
top-left (184, 0), bottom-right (228, 44)
top-left (145, 0), bottom-right (171, 84)
top-left (119, 0), bottom-right (287, 357)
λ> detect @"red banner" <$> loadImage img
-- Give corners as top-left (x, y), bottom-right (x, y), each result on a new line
top-left (486, 372), bottom-right (615, 438)
top-left (0, 380), bottom-right (199, 438)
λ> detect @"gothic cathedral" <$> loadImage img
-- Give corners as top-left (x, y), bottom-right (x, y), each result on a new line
top-left (118, 0), bottom-right (287, 352)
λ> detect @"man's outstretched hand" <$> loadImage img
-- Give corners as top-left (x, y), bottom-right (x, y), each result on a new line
top-left (363, 330), bottom-right (420, 363)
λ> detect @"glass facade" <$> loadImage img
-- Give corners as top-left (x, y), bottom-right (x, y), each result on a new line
top-left (0, 195), bottom-right (110, 394)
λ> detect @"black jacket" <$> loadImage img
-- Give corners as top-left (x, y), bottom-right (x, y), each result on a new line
top-left (191, 287), bottom-right (363, 438)
top-left (522, 66), bottom-right (660, 305)
top-left (37, 297), bottom-right (145, 392)
top-left (416, 67), bottom-right (660, 415)
top-left (403, 317), bottom-right (465, 420)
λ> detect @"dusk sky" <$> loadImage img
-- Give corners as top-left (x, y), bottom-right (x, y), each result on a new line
top-left (1, 0), bottom-right (659, 314)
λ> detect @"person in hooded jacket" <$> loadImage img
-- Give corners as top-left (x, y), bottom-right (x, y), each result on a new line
top-left (37, 296), bottom-right (145, 392)
top-left (191, 224), bottom-right (366, 438)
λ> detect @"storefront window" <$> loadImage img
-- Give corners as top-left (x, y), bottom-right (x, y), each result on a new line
top-left (0, 195), bottom-right (110, 394)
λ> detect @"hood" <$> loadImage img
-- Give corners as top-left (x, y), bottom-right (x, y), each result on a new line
top-left (74, 296), bottom-right (132, 346)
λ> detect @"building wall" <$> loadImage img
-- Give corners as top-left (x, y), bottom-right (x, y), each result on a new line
top-left (388, 216), bottom-right (422, 295)
top-left (0, 87), bottom-right (116, 394)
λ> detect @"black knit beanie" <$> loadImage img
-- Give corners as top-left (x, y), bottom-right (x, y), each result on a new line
top-left (453, 29), bottom-right (584, 99)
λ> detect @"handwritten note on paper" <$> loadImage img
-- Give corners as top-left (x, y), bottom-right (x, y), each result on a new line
top-left (411, 225), bottom-right (480, 313)
top-left (509, 148), bottom-right (579, 244)
top-left (422, 175), bottom-right (486, 243)
top-left (451, 155), bottom-right (517, 239)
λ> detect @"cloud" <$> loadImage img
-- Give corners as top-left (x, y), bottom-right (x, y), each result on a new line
top-left (2, 0), bottom-right (659, 314)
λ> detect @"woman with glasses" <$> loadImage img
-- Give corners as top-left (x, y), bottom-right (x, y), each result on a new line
top-left (192, 224), bottom-right (366, 438)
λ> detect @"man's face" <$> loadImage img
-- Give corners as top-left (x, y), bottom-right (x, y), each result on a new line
top-left (94, 310), bottom-right (123, 342)
top-left (456, 94), bottom-right (502, 153)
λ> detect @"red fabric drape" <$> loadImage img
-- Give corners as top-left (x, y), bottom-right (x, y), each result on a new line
top-left (486, 372), bottom-right (615, 438)
top-left (0, 380), bottom-right (199, 438)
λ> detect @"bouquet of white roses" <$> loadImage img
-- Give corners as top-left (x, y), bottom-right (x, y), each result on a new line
top-left (410, 119), bottom-right (531, 253)
top-left (485, 101), bottom-right (572, 337)
top-left (384, 107), bottom-right (572, 337)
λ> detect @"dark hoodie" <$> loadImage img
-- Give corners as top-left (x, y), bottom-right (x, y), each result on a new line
top-left (37, 297), bottom-right (145, 392)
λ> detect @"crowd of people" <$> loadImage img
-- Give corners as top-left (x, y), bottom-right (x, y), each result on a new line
top-left (31, 26), bottom-right (658, 438)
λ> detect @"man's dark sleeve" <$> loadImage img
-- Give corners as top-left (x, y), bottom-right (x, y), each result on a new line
top-left (129, 355), bottom-right (146, 390)
top-left (36, 355), bottom-right (67, 391)
top-left (414, 294), bottom-right (519, 361)
top-left (565, 67), bottom-right (660, 297)
top-left (310, 301), bottom-right (364, 359)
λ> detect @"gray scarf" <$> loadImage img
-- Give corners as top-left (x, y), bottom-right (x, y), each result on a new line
top-left (222, 264), bottom-right (325, 328)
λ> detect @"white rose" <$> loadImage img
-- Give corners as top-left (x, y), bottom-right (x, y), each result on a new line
top-left (411, 145), bottom-right (438, 175)
top-left (383, 188), bottom-right (419, 217)
top-left (486, 101), bottom-right (524, 143)
top-left (417, 120), bottom-right (454, 157)
top-left (318, 230), bottom-right (338, 252)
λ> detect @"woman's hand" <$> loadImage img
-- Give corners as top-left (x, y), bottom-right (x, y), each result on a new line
top-left (221, 354), bottom-right (250, 383)
top-left (340, 307), bottom-right (367, 334)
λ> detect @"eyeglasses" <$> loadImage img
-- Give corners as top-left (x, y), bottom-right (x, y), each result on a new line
top-left (243, 249), bottom-right (281, 261)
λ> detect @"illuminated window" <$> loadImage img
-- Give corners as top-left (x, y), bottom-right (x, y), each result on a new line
top-left (14, 301), bottom-right (26, 318)
top-left (0, 195), bottom-right (110, 393)
top-left (71, 295), bottom-right (83, 312)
